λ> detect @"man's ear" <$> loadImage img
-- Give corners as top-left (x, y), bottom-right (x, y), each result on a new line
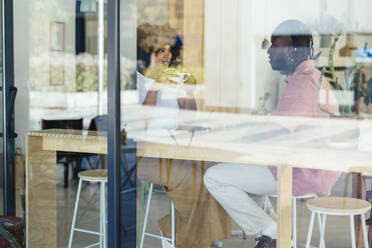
top-left (282, 45), bottom-right (293, 57)
top-left (279, 36), bottom-right (292, 56)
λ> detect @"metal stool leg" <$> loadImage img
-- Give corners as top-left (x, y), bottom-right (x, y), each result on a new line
top-left (171, 201), bottom-right (175, 247)
top-left (351, 215), bottom-right (357, 248)
top-left (305, 211), bottom-right (315, 248)
top-left (137, 181), bottom-right (147, 246)
top-left (361, 213), bottom-right (369, 248)
top-left (140, 183), bottom-right (154, 248)
top-left (101, 181), bottom-right (106, 248)
top-left (292, 197), bottom-right (297, 248)
top-left (319, 214), bottom-right (326, 248)
top-left (68, 178), bottom-right (83, 248)
top-left (99, 181), bottom-right (103, 248)
top-left (316, 213), bottom-right (325, 248)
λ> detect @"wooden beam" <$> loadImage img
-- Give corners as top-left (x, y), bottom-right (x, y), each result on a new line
top-left (168, 0), bottom-right (183, 31)
top-left (183, 0), bottom-right (204, 83)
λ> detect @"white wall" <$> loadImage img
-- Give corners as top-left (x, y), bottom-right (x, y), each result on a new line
top-left (121, 0), bottom-right (137, 62)
top-left (205, 0), bottom-right (241, 108)
top-left (28, 0), bottom-right (76, 93)
top-left (14, 0), bottom-right (30, 153)
top-left (13, 0), bottom-right (77, 152)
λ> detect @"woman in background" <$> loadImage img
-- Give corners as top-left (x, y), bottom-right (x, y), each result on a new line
top-left (136, 23), bottom-right (231, 248)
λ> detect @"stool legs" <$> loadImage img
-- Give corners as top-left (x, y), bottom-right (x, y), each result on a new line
top-left (319, 214), bottom-right (326, 248)
top-left (351, 215), bottom-right (357, 248)
top-left (317, 213), bottom-right (325, 248)
top-left (362, 213), bottom-right (369, 248)
top-left (100, 181), bottom-right (106, 248)
top-left (140, 183), bottom-right (154, 248)
top-left (171, 201), bottom-right (175, 247)
top-left (68, 178), bottom-right (83, 248)
top-left (137, 181), bottom-right (148, 246)
top-left (140, 183), bottom-right (176, 248)
top-left (305, 212), bottom-right (325, 248)
top-left (68, 179), bottom-right (107, 248)
top-left (306, 211), bottom-right (369, 248)
top-left (305, 211), bottom-right (315, 248)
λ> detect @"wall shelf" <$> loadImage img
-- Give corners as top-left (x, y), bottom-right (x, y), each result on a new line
top-left (316, 56), bottom-right (356, 68)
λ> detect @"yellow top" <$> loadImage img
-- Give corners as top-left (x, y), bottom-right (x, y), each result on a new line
top-left (143, 66), bottom-right (197, 84)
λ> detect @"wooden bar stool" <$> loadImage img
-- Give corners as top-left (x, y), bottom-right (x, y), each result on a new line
top-left (305, 197), bottom-right (371, 248)
top-left (68, 169), bottom-right (107, 248)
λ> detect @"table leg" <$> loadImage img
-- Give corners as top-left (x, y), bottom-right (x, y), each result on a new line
top-left (353, 172), bottom-right (366, 248)
top-left (26, 135), bottom-right (57, 248)
top-left (277, 166), bottom-right (293, 248)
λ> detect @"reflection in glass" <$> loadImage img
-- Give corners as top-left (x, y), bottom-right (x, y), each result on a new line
top-left (124, 1), bottom-right (372, 248)
top-left (17, 0), bottom-right (109, 247)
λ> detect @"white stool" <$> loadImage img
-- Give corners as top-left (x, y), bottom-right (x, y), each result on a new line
top-left (305, 197), bottom-right (371, 248)
top-left (68, 169), bottom-right (107, 248)
top-left (140, 183), bottom-right (175, 248)
top-left (264, 193), bottom-right (319, 248)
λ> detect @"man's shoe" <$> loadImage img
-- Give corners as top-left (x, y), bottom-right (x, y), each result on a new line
top-left (254, 235), bottom-right (276, 248)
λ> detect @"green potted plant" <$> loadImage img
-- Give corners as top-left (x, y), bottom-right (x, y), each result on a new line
top-left (319, 34), bottom-right (363, 117)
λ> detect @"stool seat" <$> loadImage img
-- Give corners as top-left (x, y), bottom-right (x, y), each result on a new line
top-left (307, 197), bottom-right (371, 214)
top-left (78, 169), bottom-right (107, 181)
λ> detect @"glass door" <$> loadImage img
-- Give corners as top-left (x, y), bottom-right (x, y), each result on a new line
top-left (117, 0), bottom-right (372, 248)
top-left (13, 0), bottom-right (108, 247)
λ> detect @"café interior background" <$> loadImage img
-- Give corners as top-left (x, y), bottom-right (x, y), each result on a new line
top-left (9, 0), bottom-right (372, 157)
top-left (2, 0), bottom-right (372, 247)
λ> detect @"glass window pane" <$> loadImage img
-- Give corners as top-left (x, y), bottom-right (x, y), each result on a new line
top-left (121, 1), bottom-right (372, 247)
top-left (15, 0), bottom-right (108, 247)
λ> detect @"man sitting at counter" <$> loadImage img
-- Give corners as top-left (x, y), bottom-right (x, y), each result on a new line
top-left (204, 19), bottom-right (340, 248)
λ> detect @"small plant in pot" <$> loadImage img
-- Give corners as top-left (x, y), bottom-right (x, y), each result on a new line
top-left (319, 34), bottom-right (365, 145)
top-left (319, 34), bottom-right (363, 117)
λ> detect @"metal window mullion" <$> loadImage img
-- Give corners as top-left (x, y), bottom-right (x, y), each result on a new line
top-left (2, 0), bottom-right (15, 216)
top-left (107, 0), bottom-right (120, 247)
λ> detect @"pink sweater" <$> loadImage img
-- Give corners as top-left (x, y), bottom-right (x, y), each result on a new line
top-left (270, 60), bottom-right (341, 196)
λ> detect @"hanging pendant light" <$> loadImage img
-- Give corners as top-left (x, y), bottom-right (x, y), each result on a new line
top-left (80, 0), bottom-right (97, 12)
